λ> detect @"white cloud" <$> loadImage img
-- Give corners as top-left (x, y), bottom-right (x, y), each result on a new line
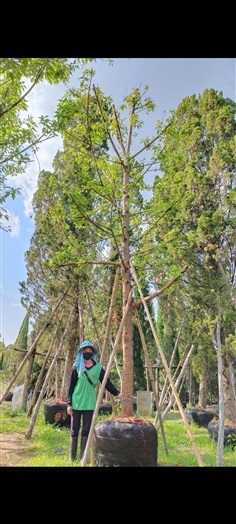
top-left (11, 302), bottom-right (23, 307)
top-left (9, 213), bottom-right (20, 237)
top-left (22, 133), bottom-right (63, 217)
top-left (26, 79), bottom-right (67, 120)
top-left (7, 80), bottom-right (66, 218)
top-left (7, 132), bottom-right (63, 218)
top-left (1, 211), bottom-right (20, 237)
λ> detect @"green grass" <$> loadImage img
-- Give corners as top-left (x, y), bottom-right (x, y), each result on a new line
top-left (156, 411), bottom-right (235, 467)
top-left (1, 401), bottom-right (235, 467)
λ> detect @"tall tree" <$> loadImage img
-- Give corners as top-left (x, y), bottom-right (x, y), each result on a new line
top-left (0, 57), bottom-right (95, 230)
top-left (19, 73), bottom-right (170, 417)
top-left (149, 88), bottom-right (236, 423)
top-left (6, 310), bottom-right (31, 383)
top-left (14, 310), bottom-right (30, 350)
top-left (51, 77), bottom-right (172, 416)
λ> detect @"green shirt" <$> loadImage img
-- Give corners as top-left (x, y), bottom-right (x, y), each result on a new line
top-left (72, 362), bottom-right (103, 410)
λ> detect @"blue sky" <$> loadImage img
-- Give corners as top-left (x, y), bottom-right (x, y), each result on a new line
top-left (1, 58), bottom-right (235, 346)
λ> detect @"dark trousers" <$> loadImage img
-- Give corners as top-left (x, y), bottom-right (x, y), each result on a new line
top-left (70, 410), bottom-right (94, 438)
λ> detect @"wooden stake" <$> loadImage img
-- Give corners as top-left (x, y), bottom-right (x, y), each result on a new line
top-left (130, 260), bottom-right (204, 467)
top-left (0, 291), bottom-right (68, 405)
top-left (80, 290), bottom-right (133, 467)
top-left (100, 266), bottom-right (121, 366)
top-left (134, 306), bottom-right (169, 456)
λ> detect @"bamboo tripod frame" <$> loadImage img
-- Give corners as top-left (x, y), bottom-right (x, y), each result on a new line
top-left (130, 261), bottom-right (204, 467)
top-left (81, 262), bottom-right (204, 467)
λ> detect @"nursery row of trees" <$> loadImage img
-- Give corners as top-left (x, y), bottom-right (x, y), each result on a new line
top-left (1, 60), bottom-right (235, 439)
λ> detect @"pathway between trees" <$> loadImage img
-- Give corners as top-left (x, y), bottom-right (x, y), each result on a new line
top-left (0, 431), bottom-right (30, 467)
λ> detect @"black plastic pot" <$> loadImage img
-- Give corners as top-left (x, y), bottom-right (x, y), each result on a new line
top-left (207, 420), bottom-right (236, 446)
top-left (206, 404), bottom-right (219, 413)
top-left (44, 400), bottom-right (71, 428)
top-left (27, 389), bottom-right (42, 406)
top-left (185, 407), bottom-right (218, 427)
top-left (92, 417), bottom-right (158, 467)
top-left (98, 403), bottom-right (113, 415)
top-left (5, 391), bottom-right (13, 401)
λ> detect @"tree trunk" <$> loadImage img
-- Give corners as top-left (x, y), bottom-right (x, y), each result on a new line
top-left (216, 317), bottom-right (224, 466)
top-left (229, 360), bottom-right (236, 410)
top-left (222, 355), bottom-right (236, 424)
top-left (121, 163), bottom-right (134, 417)
top-left (53, 303), bottom-right (76, 401)
top-left (188, 365), bottom-right (192, 405)
top-left (198, 372), bottom-right (208, 408)
top-left (60, 300), bottom-right (80, 401)
top-left (22, 344), bottom-right (36, 411)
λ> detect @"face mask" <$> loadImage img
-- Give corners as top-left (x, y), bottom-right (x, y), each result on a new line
top-left (83, 352), bottom-right (93, 360)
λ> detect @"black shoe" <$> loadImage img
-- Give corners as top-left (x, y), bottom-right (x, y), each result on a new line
top-left (80, 436), bottom-right (88, 460)
top-left (69, 436), bottom-right (78, 461)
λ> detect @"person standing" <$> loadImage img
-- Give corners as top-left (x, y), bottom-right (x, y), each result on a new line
top-left (67, 340), bottom-right (121, 462)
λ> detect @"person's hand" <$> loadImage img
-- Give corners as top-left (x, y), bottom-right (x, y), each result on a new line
top-left (67, 405), bottom-right (73, 416)
top-left (117, 392), bottom-right (122, 399)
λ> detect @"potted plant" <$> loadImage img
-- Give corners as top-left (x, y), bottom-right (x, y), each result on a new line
top-left (44, 398), bottom-right (71, 428)
top-left (207, 419), bottom-right (236, 446)
top-left (185, 405), bottom-right (218, 428)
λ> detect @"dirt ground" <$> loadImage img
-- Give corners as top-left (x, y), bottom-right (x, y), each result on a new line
top-left (0, 431), bottom-right (31, 467)
top-left (0, 393), bottom-right (32, 467)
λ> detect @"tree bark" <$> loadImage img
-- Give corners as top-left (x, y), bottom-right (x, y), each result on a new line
top-left (222, 356), bottom-right (236, 424)
top-left (198, 372), bottom-right (208, 408)
top-left (22, 341), bottom-right (36, 410)
top-left (215, 316), bottom-right (224, 467)
top-left (121, 163), bottom-right (134, 417)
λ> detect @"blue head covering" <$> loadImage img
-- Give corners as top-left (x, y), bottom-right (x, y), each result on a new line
top-left (74, 340), bottom-right (99, 376)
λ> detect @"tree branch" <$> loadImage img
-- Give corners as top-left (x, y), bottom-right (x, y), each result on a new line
top-left (132, 265), bottom-right (189, 308)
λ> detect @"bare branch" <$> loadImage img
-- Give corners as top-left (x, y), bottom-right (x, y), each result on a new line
top-left (0, 64), bottom-right (47, 118)
top-left (132, 265), bottom-right (189, 308)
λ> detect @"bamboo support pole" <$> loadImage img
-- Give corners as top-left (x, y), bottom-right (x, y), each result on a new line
top-left (100, 266), bottom-right (121, 366)
top-left (80, 290), bottom-right (133, 467)
top-left (158, 320), bottom-right (184, 409)
top-left (130, 261), bottom-right (204, 467)
top-left (27, 307), bottom-right (66, 416)
top-left (25, 302), bottom-right (75, 438)
top-left (155, 325), bottom-right (204, 428)
top-left (134, 306), bottom-right (169, 456)
top-left (132, 265), bottom-right (188, 308)
top-left (13, 347), bottom-right (65, 360)
top-left (0, 292), bottom-right (68, 405)
top-left (85, 287), bottom-right (102, 353)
